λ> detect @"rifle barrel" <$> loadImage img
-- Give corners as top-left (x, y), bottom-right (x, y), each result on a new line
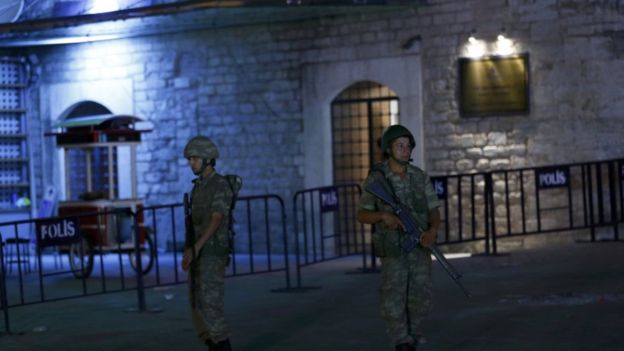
top-left (184, 192), bottom-right (197, 306)
top-left (366, 180), bottom-right (471, 298)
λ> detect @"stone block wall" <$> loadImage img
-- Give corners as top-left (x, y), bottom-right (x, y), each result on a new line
top-left (5, 0), bottom-right (624, 250)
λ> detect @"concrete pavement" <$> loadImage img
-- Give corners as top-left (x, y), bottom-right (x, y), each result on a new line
top-left (1, 235), bottom-right (624, 351)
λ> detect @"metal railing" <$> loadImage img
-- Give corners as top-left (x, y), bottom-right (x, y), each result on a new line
top-left (136, 194), bottom-right (291, 287)
top-left (433, 158), bottom-right (624, 254)
top-left (1, 233), bottom-right (10, 333)
top-left (283, 159), bottom-right (624, 289)
top-left (291, 184), bottom-right (371, 289)
top-left (2, 158), bottom-right (623, 332)
top-left (0, 193), bottom-right (291, 332)
top-left (0, 208), bottom-right (162, 312)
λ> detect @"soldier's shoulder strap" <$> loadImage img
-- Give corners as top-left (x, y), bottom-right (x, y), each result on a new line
top-left (224, 174), bottom-right (242, 210)
top-left (368, 163), bottom-right (398, 201)
top-left (223, 174), bottom-right (242, 242)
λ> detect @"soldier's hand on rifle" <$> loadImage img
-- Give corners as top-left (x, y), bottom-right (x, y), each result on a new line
top-left (182, 247), bottom-right (195, 272)
top-left (420, 208), bottom-right (441, 248)
top-left (381, 212), bottom-right (406, 232)
top-left (420, 228), bottom-right (437, 248)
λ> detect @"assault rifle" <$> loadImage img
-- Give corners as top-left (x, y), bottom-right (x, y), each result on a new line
top-left (183, 192), bottom-right (197, 307)
top-left (366, 180), bottom-right (471, 298)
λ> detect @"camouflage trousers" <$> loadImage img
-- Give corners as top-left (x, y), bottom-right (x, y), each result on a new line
top-left (379, 246), bottom-right (433, 346)
top-left (189, 254), bottom-right (230, 344)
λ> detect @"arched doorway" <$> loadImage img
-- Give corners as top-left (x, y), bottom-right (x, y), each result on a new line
top-left (302, 54), bottom-right (424, 188)
top-left (331, 80), bottom-right (399, 186)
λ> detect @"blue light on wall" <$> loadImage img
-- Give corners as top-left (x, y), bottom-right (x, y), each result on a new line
top-left (88, 0), bottom-right (119, 14)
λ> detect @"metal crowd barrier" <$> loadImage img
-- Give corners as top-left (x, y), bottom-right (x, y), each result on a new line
top-left (288, 159), bottom-right (624, 288)
top-left (0, 208), bottom-right (157, 322)
top-left (2, 158), bottom-right (623, 332)
top-left (137, 194), bottom-right (291, 287)
top-left (432, 158), bottom-right (624, 254)
top-left (0, 193), bottom-right (290, 333)
top-left (1, 233), bottom-right (10, 333)
top-left (290, 183), bottom-right (371, 290)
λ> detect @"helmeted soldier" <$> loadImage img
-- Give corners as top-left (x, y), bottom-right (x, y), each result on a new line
top-left (182, 136), bottom-right (234, 351)
top-left (357, 125), bottom-right (441, 351)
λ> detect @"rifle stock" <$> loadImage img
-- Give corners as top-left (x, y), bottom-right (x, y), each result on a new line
top-left (184, 193), bottom-right (197, 306)
top-left (366, 180), bottom-right (471, 298)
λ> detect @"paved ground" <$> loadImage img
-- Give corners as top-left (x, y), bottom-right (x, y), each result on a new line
top-left (1, 238), bottom-right (624, 351)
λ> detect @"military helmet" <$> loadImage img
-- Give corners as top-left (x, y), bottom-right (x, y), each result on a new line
top-left (380, 124), bottom-right (415, 152)
top-left (184, 136), bottom-right (219, 160)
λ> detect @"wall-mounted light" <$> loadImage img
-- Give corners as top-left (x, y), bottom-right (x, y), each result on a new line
top-left (88, 0), bottom-right (119, 14)
top-left (494, 29), bottom-right (515, 56)
top-left (465, 30), bottom-right (486, 58)
top-left (463, 28), bottom-right (517, 58)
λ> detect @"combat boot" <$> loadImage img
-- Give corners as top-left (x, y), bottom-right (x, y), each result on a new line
top-left (205, 339), bottom-right (216, 351)
top-left (214, 339), bottom-right (232, 351)
top-left (395, 343), bottom-right (415, 351)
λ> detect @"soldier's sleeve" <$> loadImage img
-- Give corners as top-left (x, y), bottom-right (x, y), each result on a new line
top-left (211, 180), bottom-right (234, 215)
top-left (358, 174), bottom-right (377, 211)
top-left (423, 173), bottom-right (441, 210)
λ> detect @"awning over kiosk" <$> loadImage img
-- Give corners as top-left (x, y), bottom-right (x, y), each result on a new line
top-left (53, 114), bottom-right (141, 129)
top-left (46, 100), bottom-right (152, 146)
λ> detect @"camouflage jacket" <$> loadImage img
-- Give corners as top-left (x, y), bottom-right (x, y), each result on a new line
top-left (190, 171), bottom-right (234, 257)
top-left (359, 162), bottom-right (440, 257)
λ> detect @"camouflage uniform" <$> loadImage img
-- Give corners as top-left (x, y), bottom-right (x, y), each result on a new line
top-left (188, 170), bottom-right (234, 344)
top-left (359, 161), bottom-right (441, 347)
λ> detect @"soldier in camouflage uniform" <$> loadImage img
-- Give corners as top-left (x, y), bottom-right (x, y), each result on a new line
top-left (182, 136), bottom-right (234, 351)
top-left (357, 125), bottom-right (441, 351)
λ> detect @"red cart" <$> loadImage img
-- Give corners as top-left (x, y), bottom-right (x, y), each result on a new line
top-left (58, 199), bottom-right (153, 278)
top-left (47, 101), bottom-right (153, 278)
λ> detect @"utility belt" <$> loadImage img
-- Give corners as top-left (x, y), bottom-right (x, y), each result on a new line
top-left (372, 230), bottom-right (410, 258)
top-left (196, 229), bottom-right (232, 257)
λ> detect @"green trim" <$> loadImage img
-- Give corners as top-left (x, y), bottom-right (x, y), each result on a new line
top-left (53, 114), bottom-right (141, 128)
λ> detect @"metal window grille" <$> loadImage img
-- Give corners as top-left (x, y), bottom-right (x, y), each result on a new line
top-left (331, 80), bottom-right (399, 186)
top-left (330, 81), bottom-right (398, 256)
top-left (0, 58), bottom-right (29, 210)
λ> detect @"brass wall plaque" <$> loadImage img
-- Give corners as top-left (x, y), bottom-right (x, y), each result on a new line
top-left (458, 54), bottom-right (529, 117)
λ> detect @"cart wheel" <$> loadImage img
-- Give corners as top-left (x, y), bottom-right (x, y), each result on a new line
top-left (129, 235), bottom-right (154, 275)
top-left (69, 237), bottom-right (94, 279)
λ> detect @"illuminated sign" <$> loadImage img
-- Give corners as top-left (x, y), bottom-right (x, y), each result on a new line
top-left (459, 54), bottom-right (530, 117)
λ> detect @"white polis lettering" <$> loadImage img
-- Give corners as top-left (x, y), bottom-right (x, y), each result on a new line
top-left (539, 170), bottom-right (567, 187)
top-left (434, 180), bottom-right (445, 195)
top-left (322, 191), bottom-right (338, 207)
top-left (41, 220), bottom-right (76, 240)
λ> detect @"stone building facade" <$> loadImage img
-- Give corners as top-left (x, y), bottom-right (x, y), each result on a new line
top-left (1, 0), bottom-right (623, 248)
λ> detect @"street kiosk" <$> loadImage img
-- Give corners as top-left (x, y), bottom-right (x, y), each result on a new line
top-left (46, 101), bottom-right (153, 278)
